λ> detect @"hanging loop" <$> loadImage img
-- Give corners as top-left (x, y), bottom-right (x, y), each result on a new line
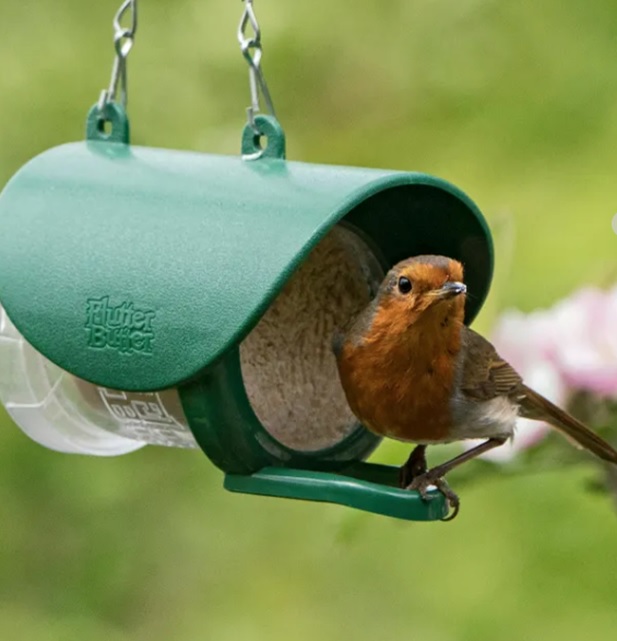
top-left (238, 0), bottom-right (277, 132)
top-left (241, 114), bottom-right (286, 160)
top-left (97, 0), bottom-right (138, 112)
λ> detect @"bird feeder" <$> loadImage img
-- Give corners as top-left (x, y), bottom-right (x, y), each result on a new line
top-left (0, 0), bottom-right (493, 521)
top-left (0, 104), bottom-right (493, 521)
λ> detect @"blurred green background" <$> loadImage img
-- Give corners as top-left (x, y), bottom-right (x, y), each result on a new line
top-left (1, 1), bottom-right (617, 639)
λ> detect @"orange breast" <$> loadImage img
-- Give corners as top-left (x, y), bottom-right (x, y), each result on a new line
top-left (336, 314), bottom-right (461, 444)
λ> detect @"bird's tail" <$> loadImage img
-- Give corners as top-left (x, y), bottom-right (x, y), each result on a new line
top-left (521, 386), bottom-right (617, 464)
top-left (521, 385), bottom-right (617, 464)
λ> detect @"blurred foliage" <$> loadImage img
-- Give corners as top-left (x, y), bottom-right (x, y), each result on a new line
top-left (1, 0), bottom-right (617, 640)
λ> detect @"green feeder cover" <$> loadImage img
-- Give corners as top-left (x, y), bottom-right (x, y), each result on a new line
top-left (0, 140), bottom-right (491, 391)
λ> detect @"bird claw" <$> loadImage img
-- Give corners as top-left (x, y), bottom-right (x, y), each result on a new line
top-left (406, 472), bottom-right (460, 521)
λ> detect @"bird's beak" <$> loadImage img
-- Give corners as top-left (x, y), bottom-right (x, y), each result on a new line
top-left (432, 281), bottom-right (467, 300)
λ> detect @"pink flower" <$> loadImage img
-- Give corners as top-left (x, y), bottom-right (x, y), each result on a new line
top-left (549, 286), bottom-right (617, 397)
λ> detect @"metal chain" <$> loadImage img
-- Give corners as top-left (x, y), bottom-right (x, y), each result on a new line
top-left (98, 0), bottom-right (138, 112)
top-left (238, 0), bottom-right (276, 131)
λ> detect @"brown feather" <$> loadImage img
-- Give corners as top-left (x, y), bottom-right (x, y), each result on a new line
top-left (519, 385), bottom-right (617, 464)
top-left (459, 328), bottom-right (523, 401)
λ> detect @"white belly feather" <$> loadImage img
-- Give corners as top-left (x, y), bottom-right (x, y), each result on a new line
top-left (449, 393), bottom-right (519, 441)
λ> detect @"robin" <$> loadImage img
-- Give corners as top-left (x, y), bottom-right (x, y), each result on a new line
top-left (333, 255), bottom-right (617, 519)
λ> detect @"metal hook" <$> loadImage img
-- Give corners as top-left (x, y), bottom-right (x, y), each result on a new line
top-left (98, 0), bottom-right (138, 112)
top-left (238, 0), bottom-right (276, 132)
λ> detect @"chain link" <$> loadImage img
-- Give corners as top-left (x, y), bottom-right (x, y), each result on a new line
top-left (238, 0), bottom-right (276, 131)
top-left (98, 0), bottom-right (138, 112)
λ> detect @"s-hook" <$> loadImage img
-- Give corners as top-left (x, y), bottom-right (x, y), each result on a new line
top-left (98, 0), bottom-right (138, 112)
top-left (238, 0), bottom-right (277, 133)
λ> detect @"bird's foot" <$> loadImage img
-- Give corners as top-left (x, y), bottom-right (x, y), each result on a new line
top-left (406, 471), bottom-right (460, 521)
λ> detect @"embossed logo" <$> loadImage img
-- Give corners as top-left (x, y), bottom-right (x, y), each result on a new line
top-left (85, 296), bottom-right (155, 355)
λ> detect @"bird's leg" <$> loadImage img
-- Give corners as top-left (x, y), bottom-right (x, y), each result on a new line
top-left (407, 437), bottom-right (507, 520)
top-left (422, 436), bottom-right (508, 479)
top-left (399, 445), bottom-right (427, 488)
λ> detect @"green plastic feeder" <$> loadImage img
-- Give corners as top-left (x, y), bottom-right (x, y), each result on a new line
top-left (0, 106), bottom-right (493, 521)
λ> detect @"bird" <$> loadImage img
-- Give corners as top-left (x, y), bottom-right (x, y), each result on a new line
top-left (333, 255), bottom-right (617, 519)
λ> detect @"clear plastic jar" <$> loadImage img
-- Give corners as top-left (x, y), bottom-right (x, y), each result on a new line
top-left (0, 304), bottom-right (197, 455)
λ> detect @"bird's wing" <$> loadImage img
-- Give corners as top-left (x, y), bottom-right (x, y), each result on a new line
top-left (458, 327), bottom-right (524, 401)
top-left (458, 329), bottom-right (617, 464)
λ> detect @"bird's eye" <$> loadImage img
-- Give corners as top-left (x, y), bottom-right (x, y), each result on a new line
top-left (398, 276), bottom-right (413, 294)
